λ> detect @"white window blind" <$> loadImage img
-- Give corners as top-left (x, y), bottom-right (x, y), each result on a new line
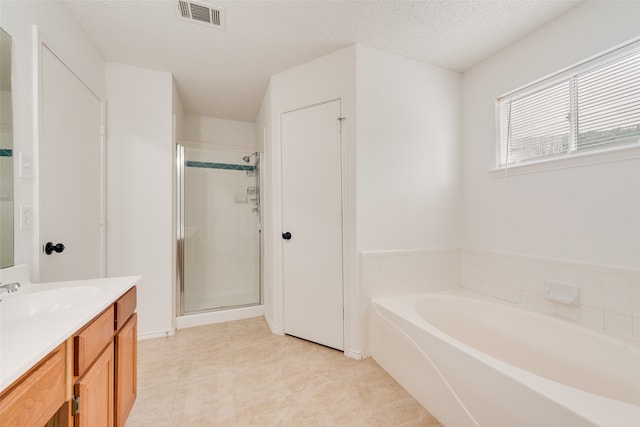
top-left (498, 43), bottom-right (640, 167)
top-left (577, 50), bottom-right (640, 150)
top-left (502, 79), bottom-right (570, 165)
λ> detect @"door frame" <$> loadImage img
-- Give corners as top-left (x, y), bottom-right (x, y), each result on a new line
top-left (33, 27), bottom-right (106, 281)
top-left (271, 94), bottom-right (359, 358)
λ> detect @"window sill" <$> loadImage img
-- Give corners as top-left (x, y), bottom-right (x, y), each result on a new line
top-left (489, 144), bottom-right (640, 178)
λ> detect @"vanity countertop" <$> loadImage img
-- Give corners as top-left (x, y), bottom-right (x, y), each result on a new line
top-left (0, 275), bottom-right (140, 392)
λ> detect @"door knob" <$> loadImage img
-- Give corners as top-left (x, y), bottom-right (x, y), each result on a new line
top-left (282, 232), bottom-right (292, 240)
top-left (44, 242), bottom-right (65, 255)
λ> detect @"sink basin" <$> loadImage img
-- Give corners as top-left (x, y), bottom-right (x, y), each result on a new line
top-left (1, 287), bottom-right (101, 321)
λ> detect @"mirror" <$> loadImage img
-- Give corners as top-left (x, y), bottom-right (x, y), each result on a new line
top-left (0, 27), bottom-right (14, 268)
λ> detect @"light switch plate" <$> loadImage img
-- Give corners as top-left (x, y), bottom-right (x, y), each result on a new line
top-left (19, 205), bottom-right (32, 231)
top-left (19, 152), bottom-right (32, 178)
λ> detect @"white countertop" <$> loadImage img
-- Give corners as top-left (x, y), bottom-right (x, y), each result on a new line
top-left (0, 275), bottom-right (140, 391)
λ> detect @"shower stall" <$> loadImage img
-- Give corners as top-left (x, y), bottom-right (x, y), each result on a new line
top-left (177, 144), bottom-right (261, 320)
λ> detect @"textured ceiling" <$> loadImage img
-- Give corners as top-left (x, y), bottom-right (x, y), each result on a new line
top-left (65, 0), bottom-right (579, 122)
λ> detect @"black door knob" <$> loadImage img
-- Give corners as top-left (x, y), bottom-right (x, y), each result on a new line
top-left (44, 242), bottom-right (65, 255)
top-left (282, 232), bottom-right (292, 240)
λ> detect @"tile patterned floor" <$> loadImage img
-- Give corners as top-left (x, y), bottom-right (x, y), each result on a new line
top-left (126, 317), bottom-right (442, 426)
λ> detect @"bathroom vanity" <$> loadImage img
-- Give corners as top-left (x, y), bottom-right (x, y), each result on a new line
top-left (0, 273), bottom-right (140, 426)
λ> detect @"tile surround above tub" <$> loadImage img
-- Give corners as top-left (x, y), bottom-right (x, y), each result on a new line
top-left (361, 248), bottom-right (462, 300)
top-left (361, 247), bottom-right (462, 357)
top-left (462, 249), bottom-right (640, 344)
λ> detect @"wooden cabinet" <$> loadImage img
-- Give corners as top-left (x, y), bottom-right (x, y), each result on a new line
top-left (73, 342), bottom-right (114, 427)
top-left (72, 286), bottom-right (137, 427)
top-left (0, 284), bottom-right (138, 427)
top-left (0, 286), bottom-right (137, 427)
top-left (74, 306), bottom-right (115, 378)
top-left (115, 313), bottom-right (137, 427)
top-left (0, 343), bottom-right (68, 426)
top-left (114, 286), bottom-right (137, 427)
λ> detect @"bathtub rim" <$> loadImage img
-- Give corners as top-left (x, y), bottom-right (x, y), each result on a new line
top-left (371, 289), bottom-right (640, 426)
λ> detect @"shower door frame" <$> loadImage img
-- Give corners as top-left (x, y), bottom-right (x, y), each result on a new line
top-left (176, 143), bottom-right (262, 317)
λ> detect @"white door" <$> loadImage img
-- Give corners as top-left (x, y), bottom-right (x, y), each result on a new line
top-left (39, 46), bottom-right (104, 282)
top-left (281, 99), bottom-right (343, 350)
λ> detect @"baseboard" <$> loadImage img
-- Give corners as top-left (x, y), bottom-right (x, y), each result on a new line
top-left (138, 329), bottom-right (176, 341)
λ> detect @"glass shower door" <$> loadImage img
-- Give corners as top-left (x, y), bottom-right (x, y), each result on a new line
top-left (177, 144), bottom-right (261, 314)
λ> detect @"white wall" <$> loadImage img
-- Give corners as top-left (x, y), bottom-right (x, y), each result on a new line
top-left (0, 1), bottom-right (105, 276)
top-left (106, 62), bottom-right (174, 338)
top-left (173, 79), bottom-right (185, 142)
top-left (183, 114), bottom-right (255, 148)
top-left (355, 45), bottom-right (462, 356)
top-left (356, 45), bottom-right (462, 252)
top-left (462, 1), bottom-right (640, 270)
top-left (263, 45), bottom-right (357, 354)
top-left (262, 44), bottom-right (463, 357)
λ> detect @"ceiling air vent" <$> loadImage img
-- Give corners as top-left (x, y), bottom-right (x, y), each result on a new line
top-left (177, 1), bottom-right (225, 29)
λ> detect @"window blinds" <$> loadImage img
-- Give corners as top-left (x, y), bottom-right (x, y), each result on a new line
top-left (503, 79), bottom-right (570, 165)
top-left (577, 50), bottom-right (640, 150)
top-left (499, 43), bottom-right (640, 167)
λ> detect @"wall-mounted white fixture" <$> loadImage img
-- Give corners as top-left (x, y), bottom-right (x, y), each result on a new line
top-left (19, 205), bottom-right (32, 231)
top-left (18, 152), bottom-right (32, 178)
top-left (177, 1), bottom-right (225, 30)
top-left (544, 281), bottom-right (580, 306)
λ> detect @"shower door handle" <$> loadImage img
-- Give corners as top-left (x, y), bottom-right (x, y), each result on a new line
top-left (282, 232), bottom-right (292, 240)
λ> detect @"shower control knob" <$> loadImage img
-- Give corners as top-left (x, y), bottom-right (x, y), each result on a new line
top-left (282, 232), bottom-right (292, 240)
top-left (44, 242), bottom-right (65, 255)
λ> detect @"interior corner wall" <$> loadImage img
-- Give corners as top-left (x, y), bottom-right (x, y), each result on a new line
top-left (265, 45), bottom-right (357, 342)
top-left (172, 79), bottom-right (185, 141)
top-left (355, 45), bottom-right (463, 252)
top-left (106, 62), bottom-right (174, 337)
top-left (462, 1), bottom-right (640, 269)
top-left (182, 114), bottom-right (256, 148)
top-left (0, 1), bottom-right (105, 277)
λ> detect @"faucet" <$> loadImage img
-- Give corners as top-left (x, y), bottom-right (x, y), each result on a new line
top-left (0, 282), bottom-right (21, 296)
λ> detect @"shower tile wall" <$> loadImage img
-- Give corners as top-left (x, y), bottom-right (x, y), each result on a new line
top-left (462, 249), bottom-right (640, 344)
top-left (184, 147), bottom-right (259, 312)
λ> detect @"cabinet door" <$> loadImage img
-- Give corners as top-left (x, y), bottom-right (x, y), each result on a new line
top-left (0, 343), bottom-right (67, 426)
top-left (74, 342), bottom-right (114, 427)
top-left (115, 313), bottom-right (137, 427)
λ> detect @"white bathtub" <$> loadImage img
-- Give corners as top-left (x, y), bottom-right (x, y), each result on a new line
top-left (370, 290), bottom-right (640, 427)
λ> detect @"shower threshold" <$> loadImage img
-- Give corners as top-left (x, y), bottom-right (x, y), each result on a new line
top-left (177, 304), bottom-right (264, 329)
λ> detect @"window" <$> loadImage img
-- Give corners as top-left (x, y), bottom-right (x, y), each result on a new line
top-left (498, 41), bottom-right (640, 168)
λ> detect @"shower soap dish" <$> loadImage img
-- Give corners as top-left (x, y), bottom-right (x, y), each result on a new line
top-left (544, 281), bottom-right (580, 306)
